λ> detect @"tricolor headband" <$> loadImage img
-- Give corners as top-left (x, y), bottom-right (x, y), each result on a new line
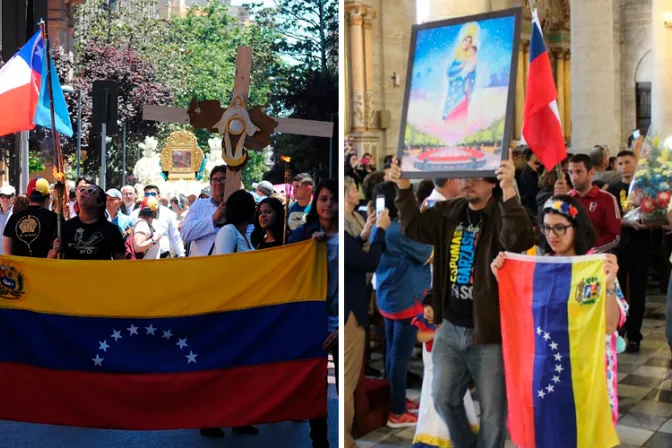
top-left (542, 199), bottom-right (579, 222)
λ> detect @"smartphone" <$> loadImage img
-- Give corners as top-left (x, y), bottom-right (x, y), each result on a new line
top-left (633, 129), bottom-right (640, 139)
top-left (376, 195), bottom-right (385, 217)
top-left (425, 199), bottom-right (438, 209)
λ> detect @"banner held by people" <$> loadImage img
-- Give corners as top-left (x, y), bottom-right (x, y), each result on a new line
top-left (498, 253), bottom-right (619, 448)
top-left (0, 240), bottom-right (327, 430)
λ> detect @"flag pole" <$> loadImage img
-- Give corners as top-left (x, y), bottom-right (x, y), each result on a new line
top-left (39, 20), bottom-right (66, 257)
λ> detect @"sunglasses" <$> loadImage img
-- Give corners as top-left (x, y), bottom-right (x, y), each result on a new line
top-left (0, 194), bottom-right (13, 199)
top-left (78, 187), bottom-right (96, 195)
top-left (145, 192), bottom-right (158, 197)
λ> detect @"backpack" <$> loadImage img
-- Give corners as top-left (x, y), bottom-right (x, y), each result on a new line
top-left (125, 219), bottom-right (154, 260)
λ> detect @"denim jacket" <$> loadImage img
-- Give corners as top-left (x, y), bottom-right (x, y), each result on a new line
top-left (371, 220), bottom-right (432, 320)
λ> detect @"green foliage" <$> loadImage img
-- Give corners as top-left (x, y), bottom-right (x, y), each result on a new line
top-left (242, 150), bottom-right (267, 188)
top-left (463, 118), bottom-right (505, 146)
top-left (405, 124), bottom-right (443, 147)
top-left (29, 153), bottom-right (45, 174)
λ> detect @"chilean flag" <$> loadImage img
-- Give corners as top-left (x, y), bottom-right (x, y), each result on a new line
top-left (0, 31), bottom-right (45, 136)
top-left (522, 9), bottom-right (566, 170)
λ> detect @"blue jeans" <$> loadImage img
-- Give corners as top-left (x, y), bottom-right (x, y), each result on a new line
top-left (667, 275), bottom-right (672, 351)
top-left (384, 317), bottom-right (417, 415)
top-left (432, 319), bottom-right (507, 448)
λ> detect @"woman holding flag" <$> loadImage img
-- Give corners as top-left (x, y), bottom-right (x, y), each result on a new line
top-left (491, 195), bottom-right (628, 431)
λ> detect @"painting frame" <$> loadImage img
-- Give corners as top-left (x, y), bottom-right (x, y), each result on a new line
top-left (397, 7), bottom-right (522, 179)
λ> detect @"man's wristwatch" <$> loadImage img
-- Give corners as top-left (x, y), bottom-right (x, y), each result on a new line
top-left (606, 288), bottom-right (617, 297)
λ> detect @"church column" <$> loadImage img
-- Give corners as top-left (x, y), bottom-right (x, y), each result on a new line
top-left (347, 5), bottom-right (366, 134)
top-left (564, 51), bottom-right (571, 140)
top-left (570, 0), bottom-right (620, 151)
top-left (553, 48), bottom-right (566, 131)
top-left (428, 0), bottom-right (490, 19)
top-left (362, 7), bottom-right (377, 132)
top-left (514, 41), bottom-right (527, 141)
top-left (651, 0), bottom-right (672, 135)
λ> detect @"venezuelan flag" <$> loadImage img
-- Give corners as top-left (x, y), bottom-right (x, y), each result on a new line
top-left (498, 253), bottom-right (619, 448)
top-left (0, 241), bottom-right (327, 430)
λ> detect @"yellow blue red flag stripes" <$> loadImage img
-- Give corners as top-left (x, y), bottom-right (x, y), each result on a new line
top-left (0, 241), bottom-right (327, 430)
top-left (497, 253), bottom-right (619, 448)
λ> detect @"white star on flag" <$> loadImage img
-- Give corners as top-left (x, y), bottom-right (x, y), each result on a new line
top-left (555, 364), bottom-right (564, 373)
top-left (163, 329), bottom-right (173, 340)
top-left (127, 325), bottom-right (139, 336)
top-left (554, 353), bottom-right (562, 361)
top-left (549, 341), bottom-right (558, 350)
top-left (546, 384), bottom-right (555, 393)
top-left (145, 325), bottom-right (157, 335)
top-left (92, 354), bottom-right (104, 366)
top-left (537, 390), bottom-right (546, 399)
top-left (111, 330), bottom-right (123, 342)
top-left (98, 340), bottom-right (110, 352)
top-left (186, 351), bottom-right (198, 364)
top-left (537, 327), bottom-right (542, 335)
top-left (552, 375), bottom-right (560, 383)
top-left (543, 332), bottom-right (551, 341)
top-left (176, 338), bottom-right (188, 350)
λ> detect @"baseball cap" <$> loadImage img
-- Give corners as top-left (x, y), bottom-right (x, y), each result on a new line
top-left (140, 196), bottom-right (159, 213)
top-left (0, 184), bottom-right (15, 196)
top-left (106, 188), bottom-right (122, 200)
top-left (27, 178), bottom-right (49, 200)
top-left (256, 180), bottom-right (275, 196)
top-left (200, 186), bottom-right (211, 197)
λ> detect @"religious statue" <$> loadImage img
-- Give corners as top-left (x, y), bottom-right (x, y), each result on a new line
top-left (213, 93), bottom-right (261, 168)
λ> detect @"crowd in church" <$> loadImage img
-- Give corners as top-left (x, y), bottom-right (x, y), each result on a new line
top-left (0, 166), bottom-right (339, 447)
top-left (343, 134), bottom-right (672, 448)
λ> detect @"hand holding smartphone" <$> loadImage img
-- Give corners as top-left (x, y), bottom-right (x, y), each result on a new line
top-left (376, 195), bottom-right (385, 217)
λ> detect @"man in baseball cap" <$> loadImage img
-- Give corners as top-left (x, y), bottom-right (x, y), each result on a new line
top-left (106, 188), bottom-right (134, 235)
top-left (254, 180), bottom-right (274, 199)
top-left (3, 178), bottom-right (56, 257)
top-left (0, 184), bottom-right (16, 254)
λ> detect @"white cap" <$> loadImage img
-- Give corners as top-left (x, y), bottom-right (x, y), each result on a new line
top-left (0, 184), bottom-right (16, 196)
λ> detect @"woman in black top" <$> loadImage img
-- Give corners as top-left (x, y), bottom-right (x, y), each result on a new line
top-left (251, 197), bottom-right (285, 250)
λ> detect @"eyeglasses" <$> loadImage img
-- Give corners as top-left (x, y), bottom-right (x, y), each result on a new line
top-left (211, 177), bottom-right (226, 184)
top-left (145, 192), bottom-right (158, 197)
top-left (78, 187), bottom-right (96, 195)
top-left (542, 224), bottom-right (572, 237)
top-left (0, 194), bottom-right (13, 199)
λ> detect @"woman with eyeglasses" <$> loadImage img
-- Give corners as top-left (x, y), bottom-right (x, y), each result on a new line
top-left (491, 195), bottom-right (628, 427)
top-left (251, 197), bottom-right (285, 250)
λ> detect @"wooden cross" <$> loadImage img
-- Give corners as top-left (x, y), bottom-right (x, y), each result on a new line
top-left (143, 47), bottom-right (334, 200)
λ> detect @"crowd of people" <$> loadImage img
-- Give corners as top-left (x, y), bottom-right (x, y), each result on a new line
top-left (344, 135), bottom-right (671, 448)
top-left (0, 165), bottom-right (339, 447)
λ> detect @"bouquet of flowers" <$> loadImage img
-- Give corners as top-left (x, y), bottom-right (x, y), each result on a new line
top-left (623, 135), bottom-right (672, 225)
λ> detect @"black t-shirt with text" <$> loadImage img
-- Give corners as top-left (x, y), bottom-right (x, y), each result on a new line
top-left (447, 207), bottom-right (482, 328)
top-left (607, 181), bottom-right (651, 253)
top-left (61, 216), bottom-right (125, 260)
top-left (3, 206), bottom-right (58, 258)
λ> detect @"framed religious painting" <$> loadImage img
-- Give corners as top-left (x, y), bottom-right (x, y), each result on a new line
top-left (397, 8), bottom-right (522, 179)
top-left (160, 130), bottom-right (205, 180)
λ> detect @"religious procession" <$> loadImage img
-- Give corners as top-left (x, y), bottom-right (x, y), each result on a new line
top-left (345, 1), bottom-right (672, 448)
top-left (0, 1), bottom-right (338, 447)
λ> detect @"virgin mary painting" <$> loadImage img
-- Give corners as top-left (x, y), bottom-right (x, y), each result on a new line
top-left (442, 22), bottom-right (480, 121)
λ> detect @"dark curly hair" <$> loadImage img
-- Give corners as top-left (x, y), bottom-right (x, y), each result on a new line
top-left (539, 195), bottom-right (597, 256)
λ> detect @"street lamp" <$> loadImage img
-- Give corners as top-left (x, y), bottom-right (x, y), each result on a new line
top-left (62, 85), bottom-right (82, 179)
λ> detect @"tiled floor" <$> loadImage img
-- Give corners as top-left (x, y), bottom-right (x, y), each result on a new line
top-left (357, 292), bottom-right (672, 447)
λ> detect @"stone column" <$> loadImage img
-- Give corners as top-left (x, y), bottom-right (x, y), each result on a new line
top-left (514, 42), bottom-right (527, 141)
top-left (347, 4), bottom-right (366, 134)
top-left (363, 7), bottom-right (377, 131)
top-left (554, 48), bottom-right (566, 131)
top-left (651, 0), bottom-right (672, 135)
top-left (564, 51), bottom-right (572, 140)
top-left (428, 0), bottom-right (490, 19)
top-left (570, 0), bottom-right (621, 152)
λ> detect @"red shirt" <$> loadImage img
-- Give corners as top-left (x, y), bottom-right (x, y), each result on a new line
top-left (569, 186), bottom-right (621, 253)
